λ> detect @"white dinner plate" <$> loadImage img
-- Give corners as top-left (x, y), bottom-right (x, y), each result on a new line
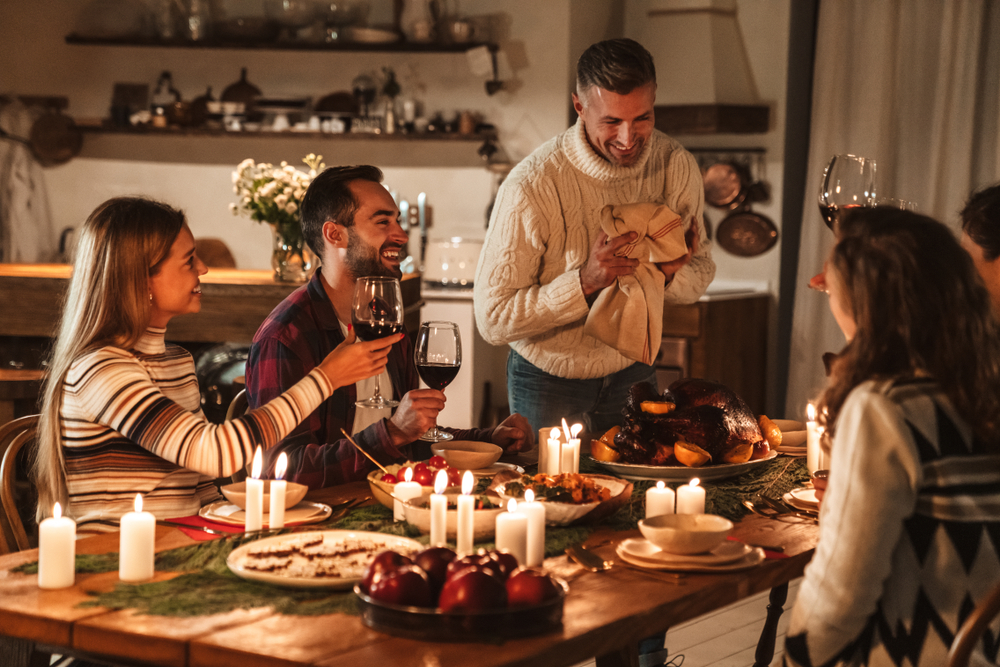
top-left (618, 538), bottom-right (752, 566)
top-left (199, 500), bottom-right (331, 528)
top-left (777, 445), bottom-right (806, 456)
top-left (227, 530), bottom-right (423, 589)
top-left (590, 449), bottom-right (778, 482)
top-left (617, 544), bottom-right (766, 573)
top-left (784, 487), bottom-right (819, 511)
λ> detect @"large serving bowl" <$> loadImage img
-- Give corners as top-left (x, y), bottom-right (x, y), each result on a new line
top-left (638, 514), bottom-right (733, 555)
top-left (430, 441), bottom-right (502, 470)
top-left (221, 480), bottom-right (308, 510)
top-left (493, 473), bottom-right (631, 526)
top-left (367, 464), bottom-right (459, 510)
top-left (403, 492), bottom-right (502, 540)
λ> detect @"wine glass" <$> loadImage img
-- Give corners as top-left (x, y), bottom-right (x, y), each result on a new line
top-left (818, 154), bottom-right (877, 232)
top-left (414, 321), bottom-right (462, 442)
top-left (877, 196), bottom-right (918, 211)
top-left (352, 276), bottom-right (404, 408)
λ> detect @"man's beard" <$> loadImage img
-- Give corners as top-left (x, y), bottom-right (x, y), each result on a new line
top-left (344, 227), bottom-right (402, 280)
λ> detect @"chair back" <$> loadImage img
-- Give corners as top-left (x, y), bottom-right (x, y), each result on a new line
top-left (0, 415), bottom-right (39, 554)
top-left (947, 579), bottom-right (1000, 667)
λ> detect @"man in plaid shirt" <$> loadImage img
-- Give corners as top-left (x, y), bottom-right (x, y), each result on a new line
top-left (245, 165), bottom-right (534, 488)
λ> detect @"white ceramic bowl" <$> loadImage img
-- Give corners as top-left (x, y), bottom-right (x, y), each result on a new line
top-left (431, 441), bottom-right (502, 470)
top-left (367, 464), bottom-right (460, 510)
top-left (403, 492), bottom-right (502, 540)
top-left (638, 514), bottom-right (734, 555)
top-left (494, 475), bottom-right (629, 526)
top-left (220, 480), bottom-right (308, 511)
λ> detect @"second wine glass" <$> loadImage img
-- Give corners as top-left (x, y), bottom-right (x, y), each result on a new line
top-left (818, 154), bottom-right (877, 232)
top-left (414, 321), bottom-right (462, 442)
top-left (352, 276), bottom-right (404, 409)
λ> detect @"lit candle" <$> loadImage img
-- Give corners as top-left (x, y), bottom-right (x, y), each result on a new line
top-left (560, 422), bottom-right (582, 474)
top-left (38, 502), bottom-right (75, 589)
top-left (394, 466), bottom-right (423, 521)
top-left (676, 478), bottom-right (706, 514)
top-left (119, 494), bottom-right (155, 582)
top-left (456, 471), bottom-right (475, 554)
top-left (269, 452), bottom-right (288, 530)
top-left (495, 499), bottom-right (528, 565)
top-left (645, 481), bottom-right (676, 518)
top-left (806, 402), bottom-right (823, 474)
top-left (546, 428), bottom-right (562, 475)
top-left (430, 469), bottom-right (449, 546)
top-left (518, 488), bottom-right (546, 566)
top-left (245, 447), bottom-right (264, 532)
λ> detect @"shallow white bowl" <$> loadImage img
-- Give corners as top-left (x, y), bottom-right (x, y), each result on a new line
top-left (431, 440), bottom-right (502, 470)
top-left (403, 492), bottom-right (502, 539)
top-left (220, 480), bottom-right (308, 511)
top-left (638, 514), bottom-right (734, 555)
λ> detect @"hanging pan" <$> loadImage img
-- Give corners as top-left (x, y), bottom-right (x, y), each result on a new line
top-left (0, 109), bottom-right (83, 167)
top-left (702, 161), bottom-right (778, 257)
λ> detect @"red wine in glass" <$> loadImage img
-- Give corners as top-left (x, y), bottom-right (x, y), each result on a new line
top-left (416, 362), bottom-right (460, 391)
top-left (354, 321), bottom-right (403, 341)
top-left (352, 276), bottom-right (404, 409)
top-left (818, 154), bottom-right (876, 233)
top-left (414, 321), bottom-right (461, 442)
top-left (818, 203), bottom-right (865, 232)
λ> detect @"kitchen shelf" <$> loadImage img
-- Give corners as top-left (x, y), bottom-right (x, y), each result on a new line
top-left (65, 34), bottom-right (496, 54)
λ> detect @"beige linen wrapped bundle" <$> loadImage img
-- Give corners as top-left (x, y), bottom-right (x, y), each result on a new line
top-left (584, 202), bottom-right (689, 365)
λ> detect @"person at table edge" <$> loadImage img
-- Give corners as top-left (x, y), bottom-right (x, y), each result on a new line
top-left (473, 38), bottom-right (715, 436)
top-left (245, 165), bottom-right (534, 488)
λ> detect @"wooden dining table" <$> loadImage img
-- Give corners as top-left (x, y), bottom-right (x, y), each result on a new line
top-left (0, 480), bottom-right (818, 667)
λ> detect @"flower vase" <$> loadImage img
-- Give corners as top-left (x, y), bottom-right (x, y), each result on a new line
top-left (269, 222), bottom-right (313, 283)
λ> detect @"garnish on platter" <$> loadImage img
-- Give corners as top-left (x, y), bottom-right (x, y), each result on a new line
top-left (489, 471), bottom-right (631, 526)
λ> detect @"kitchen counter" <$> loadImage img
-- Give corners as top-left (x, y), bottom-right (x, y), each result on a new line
top-left (0, 264), bottom-right (422, 344)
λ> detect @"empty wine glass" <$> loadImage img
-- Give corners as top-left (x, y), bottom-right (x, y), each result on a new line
top-left (352, 276), bottom-right (404, 408)
top-left (414, 321), bottom-right (462, 442)
top-left (818, 154), bottom-right (877, 232)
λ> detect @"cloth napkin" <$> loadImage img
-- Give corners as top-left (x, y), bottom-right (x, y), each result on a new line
top-left (166, 515), bottom-right (243, 542)
top-left (584, 203), bottom-right (688, 364)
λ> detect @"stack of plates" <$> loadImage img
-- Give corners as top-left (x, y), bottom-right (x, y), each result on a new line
top-left (783, 487), bottom-right (819, 512)
top-left (199, 500), bottom-right (332, 528)
top-left (616, 538), bottom-right (765, 573)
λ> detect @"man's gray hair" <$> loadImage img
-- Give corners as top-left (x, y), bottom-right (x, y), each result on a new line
top-left (576, 38), bottom-right (656, 97)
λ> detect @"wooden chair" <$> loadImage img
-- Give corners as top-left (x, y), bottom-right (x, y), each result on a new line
top-left (948, 579), bottom-right (1000, 667)
top-left (226, 390), bottom-right (249, 483)
top-left (0, 414), bottom-right (38, 554)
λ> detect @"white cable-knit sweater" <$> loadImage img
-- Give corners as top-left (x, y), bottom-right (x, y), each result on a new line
top-left (474, 118), bottom-right (715, 380)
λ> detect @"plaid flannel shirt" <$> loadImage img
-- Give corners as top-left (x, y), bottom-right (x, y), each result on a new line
top-left (245, 270), bottom-right (493, 488)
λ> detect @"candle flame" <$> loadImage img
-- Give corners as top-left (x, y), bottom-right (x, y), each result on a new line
top-left (461, 470), bottom-right (474, 495)
top-left (561, 417), bottom-right (571, 442)
top-left (689, 478), bottom-right (701, 488)
top-left (549, 427), bottom-right (560, 442)
top-left (525, 488), bottom-right (535, 503)
top-left (507, 498), bottom-right (518, 512)
top-left (251, 446), bottom-right (262, 479)
top-left (134, 494), bottom-right (143, 513)
top-left (275, 452), bottom-right (287, 480)
top-left (656, 481), bottom-right (665, 490)
top-left (806, 402), bottom-right (816, 421)
top-left (404, 466), bottom-right (413, 483)
top-left (571, 423), bottom-right (583, 438)
top-left (434, 469), bottom-right (448, 494)
top-left (53, 502), bottom-right (62, 520)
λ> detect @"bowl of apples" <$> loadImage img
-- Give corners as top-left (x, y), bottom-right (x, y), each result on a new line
top-left (355, 546), bottom-right (567, 640)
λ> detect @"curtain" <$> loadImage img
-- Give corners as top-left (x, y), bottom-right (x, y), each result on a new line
top-left (785, 0), bottom-right (1000, 417)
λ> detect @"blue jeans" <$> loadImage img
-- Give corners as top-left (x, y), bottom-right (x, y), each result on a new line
top-left (507, 350), bottom-right (657, 435)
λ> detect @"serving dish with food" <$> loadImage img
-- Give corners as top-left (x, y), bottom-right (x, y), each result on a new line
top-left (367, 458), bottom-right (523, 510)
top-left (403, 492), bottom-right (504, 540)
top-left (490, 472), bottom-right (631, 525)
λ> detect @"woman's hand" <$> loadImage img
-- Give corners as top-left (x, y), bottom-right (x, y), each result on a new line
top-left (317, 327), bottom-right (401, 390)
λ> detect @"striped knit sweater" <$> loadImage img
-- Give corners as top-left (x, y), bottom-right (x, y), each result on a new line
top-left (785, 379), bottom-right (1000, 667)
top-left (474, 117), bottom-right (715, 381)
top-left (61, 328), bottom-right (332, 527)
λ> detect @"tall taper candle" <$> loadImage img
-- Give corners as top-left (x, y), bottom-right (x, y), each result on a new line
top-left (269, 452), bottom-right (288, 530)
top-left (119, 494), bottom-right (155, 582)
top-left (518, 488), bottom-right (546, 566)
top-left (456, 471), bottom-right (475, 554)
top-left (430, 469), bottom-right (449, 546)
top-left (38, 502), bottom-right (75, 589)
top-left (245, 447), bottom-right (264, 532)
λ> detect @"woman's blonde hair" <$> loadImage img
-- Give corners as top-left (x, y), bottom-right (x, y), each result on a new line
top-left (34, 197), bottom-right (185, 519)
top-left (818, 207), bottom-right (1000, 447)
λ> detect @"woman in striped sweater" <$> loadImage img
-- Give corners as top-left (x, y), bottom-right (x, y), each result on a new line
top-left (33, 197), bottom-right (401, 529)
top-left (784, 208), bottom-right (1000, 667)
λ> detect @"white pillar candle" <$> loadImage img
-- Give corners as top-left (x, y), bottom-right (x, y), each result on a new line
top-left (119, 494), bottom-right (155, 582)
top-left (562, 423), bottom-right (583, 474)
top-left (495, 499), bottom-right (528, 566)
top-left (518, 489), bottom-right (546, 566)
top-left (269, 452), bottom-right (288, 530)
top-left (430, 469), bottom-right (449, 546)
top-left (394, 466), bottom-right (423, 522)
top-left (645, 481), bottom-right (676, 518)
top-left (456, 471), bottom-right (476, 554)
top-left (545, 428), bottom-right (562, 475)
top-left (245, 447), bottom-right (264, 533)
top-left (806, 403), bottom-right (828, 474)
top-left (676, 478), bottom-right (706, 514)
top-left (38, 502), bottom-right (75, 589)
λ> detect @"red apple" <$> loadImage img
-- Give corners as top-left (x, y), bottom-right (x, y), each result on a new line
top-left (412, 468), bottom-right (434, 486)
top-left (360, 550), bottom-right (413, 594)
top-left (368, 565), bottom-right (434, 607)
top-left (505, 567), bottom-right (560, 607)
top-left (446, 551), bottom-right (507, 582)
top-left (489, 549), bottom-right (519, 577)
top-left (428, 455), bottom-right (447, 469)
top-left (380, 473), bottom-right (398, 484)
top-left (413, 546), bottom-right (457, 594)
top-left (438, 567), bottom-right (507, 612)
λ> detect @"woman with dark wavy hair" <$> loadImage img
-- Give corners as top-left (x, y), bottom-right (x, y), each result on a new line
top-left (785, 207), bottom-right (1000, 667)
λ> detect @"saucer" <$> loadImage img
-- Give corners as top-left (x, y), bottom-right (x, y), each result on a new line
top-left (784, 487), bottom-right (819, 511)
top-left (617, 537), bottom-right (752, 566)
top-left (617, 543), bottom-right (765, 573)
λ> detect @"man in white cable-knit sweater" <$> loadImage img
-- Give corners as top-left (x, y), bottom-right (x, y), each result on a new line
top-left (475, 38), bottom-right (715, 437)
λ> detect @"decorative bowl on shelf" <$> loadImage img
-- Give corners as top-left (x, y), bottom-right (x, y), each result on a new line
top-left (638, 514), bottom-right (733, 555)
top-left (221, 480), bottom-right (309, 510)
